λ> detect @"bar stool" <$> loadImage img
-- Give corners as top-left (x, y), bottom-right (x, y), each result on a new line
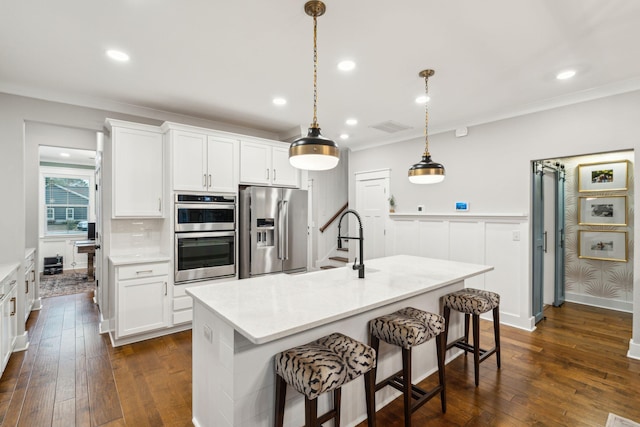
top-left (369, 307), bottom-right (446, 427)
top-left (274, 332), bottom-right (377, 427)
top-left (442, 288), bottom-right (501, 387)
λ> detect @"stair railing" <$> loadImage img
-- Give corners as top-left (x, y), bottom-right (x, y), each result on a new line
top-left (319, 202), bottom-right (348, 233)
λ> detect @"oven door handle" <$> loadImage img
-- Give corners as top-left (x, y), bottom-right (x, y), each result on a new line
top-left (175, 231), bottom-right (235, 239)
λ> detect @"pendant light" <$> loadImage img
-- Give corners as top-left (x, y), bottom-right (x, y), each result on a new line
top-left (408, 69), bottom-right (445, 184)
top-left (289, 1), bottom-right (340, 171)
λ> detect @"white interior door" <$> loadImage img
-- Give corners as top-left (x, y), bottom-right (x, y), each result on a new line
top-left (355, 170), bottom-right (389, 261)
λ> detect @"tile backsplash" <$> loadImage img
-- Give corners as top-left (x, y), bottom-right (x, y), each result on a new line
top-left (110, 219), bottom-right (167, 256)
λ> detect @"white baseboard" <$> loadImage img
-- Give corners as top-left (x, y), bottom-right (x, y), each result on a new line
top-left (14, 332), bottom-right (29, 352)
top-left (482, 311), bottom-right (536, 332)
top-left (628, 339), bottom-right (640, 360)
top-left (33, 298), bottom-right (43, 310)
top-left (566, 292), bottom-right (633, 313)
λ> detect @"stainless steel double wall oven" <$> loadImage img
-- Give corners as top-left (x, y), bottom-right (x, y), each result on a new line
top-left (174, 194), bottom-right (236, 283)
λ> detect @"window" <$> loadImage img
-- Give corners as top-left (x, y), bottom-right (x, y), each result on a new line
top-left (43, 173), bottom-right (91, 235)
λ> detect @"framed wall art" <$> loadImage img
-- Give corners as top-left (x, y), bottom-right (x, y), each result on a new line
top-left (577, 160), bottom-right (628, 192)
top-left (578, 195), bottom-right (627, 226)
top-left (578, 230), bottom-right (627, 262)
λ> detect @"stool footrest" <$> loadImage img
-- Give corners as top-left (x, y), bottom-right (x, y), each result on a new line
top-left (316, 407), bottom-right (339, 425)
top-left (448, 339), bottom-right (497, 363)
top-left (375, 369), bottom-right (444, 414)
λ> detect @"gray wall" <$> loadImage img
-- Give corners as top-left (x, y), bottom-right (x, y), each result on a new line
top-left (349, 89), bottom-right (640, 357)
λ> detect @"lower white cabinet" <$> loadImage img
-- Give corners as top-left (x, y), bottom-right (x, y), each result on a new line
top-left (0, 266), bottom-right (18, 373)
top-left (24, 249), bottom-right (36, 323)
top-left (113, 261), bottom-right (170, 339)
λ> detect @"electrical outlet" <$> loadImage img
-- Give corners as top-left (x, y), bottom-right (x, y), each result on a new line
top-left (203, 324), bottom-right (213, 343)
top-left (512, 231), bottom-right (521, 241)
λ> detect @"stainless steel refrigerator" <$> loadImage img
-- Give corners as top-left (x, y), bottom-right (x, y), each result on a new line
top-left (239, 186), bottom-right (308, 278)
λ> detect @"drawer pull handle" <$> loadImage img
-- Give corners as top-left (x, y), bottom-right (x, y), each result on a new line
top-left (164, 282), bottom-right (167, 296)
top-left (25, 279), bottom-right (29, 294)
top-left (136, 270), bottom-right (153, 275)
top-left (10, 297), bottom-right (16, 316)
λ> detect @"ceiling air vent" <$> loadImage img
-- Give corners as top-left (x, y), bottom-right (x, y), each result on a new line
top-left (369, 120), bottom-right (413, 133)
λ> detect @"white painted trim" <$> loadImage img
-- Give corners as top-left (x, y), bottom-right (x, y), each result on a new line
top-left (32, 298), bottom-right (43, 310)
top-left (354, 168), bottom-right (390, 181)
top-left (390, 213), bottom-right (528, 221)
top-left (566, 292), bottom-right (633, 313)
top-left (627, 339), bottom-right (640, 360)
top-left (13, 332), bottom-right (29, 352)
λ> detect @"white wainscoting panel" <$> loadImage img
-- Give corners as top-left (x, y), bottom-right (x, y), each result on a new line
top-left (388, 214), bottom-right (532, 330)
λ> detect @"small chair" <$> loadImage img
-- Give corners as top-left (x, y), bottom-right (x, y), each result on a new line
top-left (442, 288), bottom-right (501, 387)
top-left (369, 307), bottom-right (446, 427)
top-left (274, 332), bottom-right (377, 427)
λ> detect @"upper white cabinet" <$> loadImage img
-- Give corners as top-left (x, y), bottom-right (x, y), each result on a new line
top-left (106, 120), bottom-right (164, 218)
top-left (240, 140), bottom-right (300, 187)
top-left (166, 124), bottom-right (239, 194)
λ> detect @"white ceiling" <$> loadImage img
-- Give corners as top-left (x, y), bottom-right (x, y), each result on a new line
top-left (2, 0), bottom-right (640, 150)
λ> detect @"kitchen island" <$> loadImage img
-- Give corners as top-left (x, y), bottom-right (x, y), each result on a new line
top-left (187, 255), bottom-right (493, 427)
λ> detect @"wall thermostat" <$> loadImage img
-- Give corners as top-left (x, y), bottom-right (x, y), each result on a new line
top-left (455, 201), bottom-right (469, 211)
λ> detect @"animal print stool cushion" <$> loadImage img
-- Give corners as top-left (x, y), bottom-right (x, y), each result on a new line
top-left (442, 288), bottom-right (500, 315)
top-left (274, 332), bottom-right (376, 400)
top-left (370, 307), bottom-right (445, 350)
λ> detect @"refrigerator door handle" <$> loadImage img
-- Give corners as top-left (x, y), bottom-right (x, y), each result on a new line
top-left (277, 201), bottom-right (284, 260)
top-left (283, 200), bottom-right (289, 260)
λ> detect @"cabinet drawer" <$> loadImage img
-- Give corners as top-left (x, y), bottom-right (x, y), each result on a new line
top-left (117, 262), bottom-right (169, 281)
top-left (173, 310), bottom-right (192, 325)
top-left (173, 295), bottom-right (193, 311)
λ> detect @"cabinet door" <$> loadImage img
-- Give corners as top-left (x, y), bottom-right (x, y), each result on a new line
top-left (207, 136), bottom-right (238, 193)
top-left (0, 296), bottom-right (8, 370)
top-left (172, 130), bottom-right (208, 192)
top-left (8, 287), bottom-right (17, 352)
top-left (271, 146), bottom-right (300, 187)
top-left (117, 275), bottom-right (169, 338)
top-left (240, 141), bottom-right (272, 185)
top-left (113, 127), bottom-right (164, 217)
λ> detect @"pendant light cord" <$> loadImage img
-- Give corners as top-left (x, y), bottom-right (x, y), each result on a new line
top-left (312, 14), bottom-right (319, 128)
top-left (423, 74), bottom-right (430, 157)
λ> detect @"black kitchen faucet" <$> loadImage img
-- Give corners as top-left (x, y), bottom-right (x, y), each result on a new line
top-left (337, 209), bottom-right (365, 279)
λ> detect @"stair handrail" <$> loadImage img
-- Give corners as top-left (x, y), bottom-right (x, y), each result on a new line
top-left (319, 202), bottom-right (348, 233)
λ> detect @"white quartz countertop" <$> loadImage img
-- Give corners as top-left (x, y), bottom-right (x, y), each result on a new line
top-left (109, 253), bottom-right (170, 266)
top-left (187, 255), bottom-right (493, 345)
top-left (0, 262), bottom-right (20, 283)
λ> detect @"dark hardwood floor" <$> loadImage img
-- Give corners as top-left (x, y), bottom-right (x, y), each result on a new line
top-left (0, 292), bottom-right (638, 426)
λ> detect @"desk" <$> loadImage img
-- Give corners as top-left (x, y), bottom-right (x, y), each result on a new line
top-left (187, 255), bottom-right (493, 426)
top-left (74, 240), bottom-right (96, 281)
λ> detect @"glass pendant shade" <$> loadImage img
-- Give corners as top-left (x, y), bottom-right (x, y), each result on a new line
top-left (408, 154), bottom-right (445, 184)
top-left (289, 126), bottom-right (339, 171)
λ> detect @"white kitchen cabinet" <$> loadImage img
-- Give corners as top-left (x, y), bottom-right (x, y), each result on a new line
top-left (0, 266), bottom-right (18, 373)
top-left (24, 248), bottom-right (35, 323)
top-left (106, 120), bottom-right (164, 218)
top-left (114, 261), bottom-right (170, 338)
top-left (240, 139), bottom-right (300, 187)
top-left (167, 124), bottom-right (239, 194)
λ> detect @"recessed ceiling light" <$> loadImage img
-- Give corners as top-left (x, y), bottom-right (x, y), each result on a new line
top-left (415, 95), bottom-right (430, 104)
top-left (556, 70), bottom-right (576, 80)
top-left (106, 49), bottom-right (130, 62)
top-left (346, 118), bottom-right (358, 126)
top-left (272, 97), bottom-right (287, 106)
top-left (339, 134), bottom-right (349, 140)
top-left (60, 152), bottom-right (70, 157)
top-left (337, 60), bottom-right (356, 71)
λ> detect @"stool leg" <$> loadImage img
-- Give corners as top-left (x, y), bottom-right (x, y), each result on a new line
top-left (402, 347), bottom-right (412, 427)
top-left (364, 369), bottom-right (377, 427)
top-left (305, 396), bottom-right (318, 427)
top-left (436, 331), bottom-right (446, 413)
top-left (369, 333), bottom-right (380, 385)
top-left (274, 374), bottom-right (286, 427)
top-left (472, 314), bottom-right (480, 387)
top-left (493, 306), bottom-right (501, 368)
top-left (334, 387), bottom-right (342, 427)
top-left (443, 306), bottom-right (451, 348)
top-left (464, 313), bottom-right (470, 345)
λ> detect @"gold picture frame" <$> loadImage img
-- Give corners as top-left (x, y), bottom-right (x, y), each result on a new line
top-left (577, 160), bottom-right (628, 192)
top-left (578, 230), bottom-right (627, 262)
top-left (578, 195), bottom-right (627, 226)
